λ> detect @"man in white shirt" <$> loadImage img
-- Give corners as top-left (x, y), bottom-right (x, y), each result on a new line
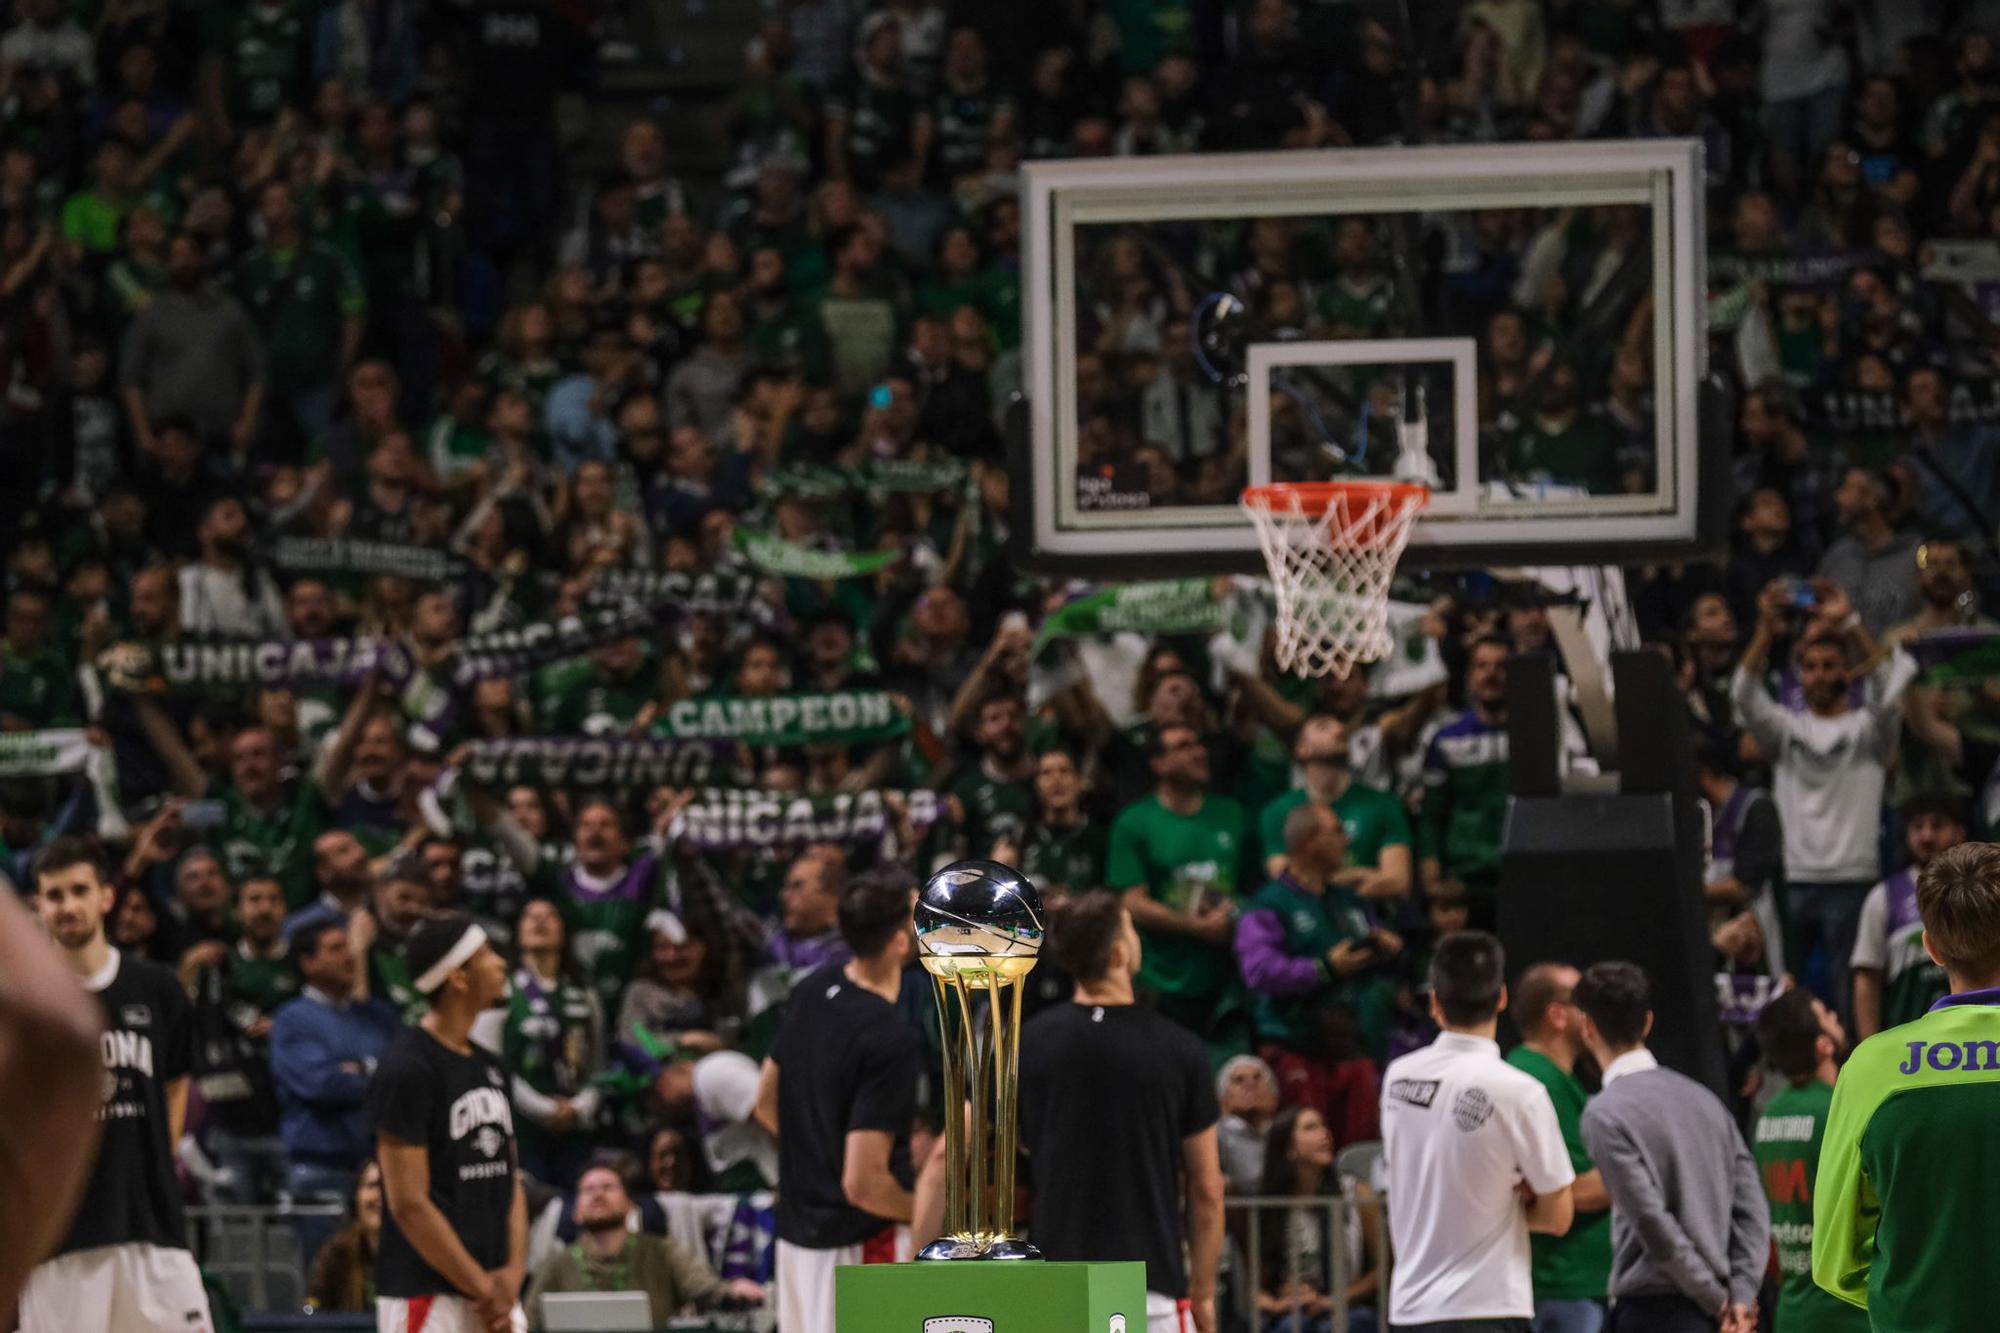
top-left (1381, 930), bottom-right (1576, 1332)
top-left (1729, 578), bottom-right (1911, 1021)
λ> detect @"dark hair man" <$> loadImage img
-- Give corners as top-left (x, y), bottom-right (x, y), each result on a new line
top-left (369, 912), bottom-right (526, 1333)
top-left (1573, 962), bottom-right (1767, 1333)
top-left (1020, 890), bottom-right (1225, 1333)
top-left (1380, 930), bottom-right (1574, 1331)
top-left (17, 836), bottom-right (214, 1331)
top-left (754, 867), bottom-right (922, 1333)
top-left (523, 1162), bottom-right (764, 1326)
top-left (1752, 989), bottom-right (1866, 1333)
top-left (1815, 842), bottom-right (2000, 1328)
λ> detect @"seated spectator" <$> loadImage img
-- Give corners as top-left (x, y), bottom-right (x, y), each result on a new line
top-left (524, 1163), bottom-right (765, 1331)
top-left (306, 1160), bottom-right (383, 1312)
top-left (1253, 1106), bottom-right (1383, 1333)
top-left (1216, 1054), bottom-right (1280, 1192)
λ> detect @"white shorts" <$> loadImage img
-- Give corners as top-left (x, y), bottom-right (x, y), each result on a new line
top-left (775, 1229), bottom-right (912, 1333)
top-left (376, 1294), bottom-right (527, 1332)
top-left (18, 1241), bottom-right (213, 1333)
top-left (1146, 1291), bottom-right (1192, 1333)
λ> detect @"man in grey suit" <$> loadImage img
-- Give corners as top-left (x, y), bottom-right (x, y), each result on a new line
top-left (1571, 963), bottom-right (1767, 1333)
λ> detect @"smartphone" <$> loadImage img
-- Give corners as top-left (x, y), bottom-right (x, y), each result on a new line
top-left (868, 383), bottom-right (894, 411)
top-left (179, 799), bottom-right (229, 830)
top-left (1784, 577), bottom-right (1817, 610)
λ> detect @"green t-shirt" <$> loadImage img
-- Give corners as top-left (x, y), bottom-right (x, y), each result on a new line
top-left (947, 763), bottom-right (1032, 858)
top-left (214, 1), bottom-right (309, 125)
top-left (1504, 413), bottom-right (1620, 493)
top-left (61, 190), bottom-right (126, 254)
top-left (235, 241), bottom-right (366, 396)
top-left (1315, 274), bottom-right (1395, 336)
top-left (501, 967), bottom-right (602, 1102)
top-left (0, 644), bottom-right (77, 724)
top-left (227, 942), bottom-right (300, 1017)
top-left (1505, 1046), bottom-right (1613, 1302)
top-left (1814, 995), bottom-right (2000, 1328)
top-left (1757, 1079), bottom-right (1870, 1333)
top-left (211, 780), bottom-right (330, 910)
top-left (1019, 818), bottom-right (1106, 897)
top-left (534, 663), bottom-right (656, 736)
top-left (1105, 793), bottom-right (1248, 999)
top-left (1258, 781), bottom-right (1412, 872)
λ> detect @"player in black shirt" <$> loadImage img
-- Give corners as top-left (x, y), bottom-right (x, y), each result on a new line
top-left (754, 867), bottom-right (923, 1333)
top-left (370, 912), bottom-right (527, 1333)
top-left (19, 835), bottom-right (215, 1332)
top-left (1020, 890), bottom-right (1225, 1333)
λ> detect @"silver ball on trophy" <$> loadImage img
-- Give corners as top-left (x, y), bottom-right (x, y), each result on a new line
top-left (914, 859), bottom-right (1044, 1262)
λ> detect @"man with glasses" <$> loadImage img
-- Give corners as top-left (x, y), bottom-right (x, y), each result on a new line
top-left (1506, 964), bottom-right (1613, 1333)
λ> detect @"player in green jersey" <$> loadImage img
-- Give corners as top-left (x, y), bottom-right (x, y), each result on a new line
top-left (1815, 842), bottom-right (2000, 1327)
top-left (1754, 988), bottom-right (1868, 1333)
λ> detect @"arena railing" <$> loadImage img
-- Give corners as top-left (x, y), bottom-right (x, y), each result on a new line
top-left (1226, 1192), bottom-right (1389, 1333)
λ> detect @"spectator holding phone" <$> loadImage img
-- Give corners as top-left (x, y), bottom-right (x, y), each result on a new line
top-left (1236, 802), bottom-right (1400, 1146)
top-left (1731, 578), bottom-right (1912, 1019)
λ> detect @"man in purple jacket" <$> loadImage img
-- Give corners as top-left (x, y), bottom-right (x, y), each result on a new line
top-left (1234, 802), bottom-right (1403, 1146)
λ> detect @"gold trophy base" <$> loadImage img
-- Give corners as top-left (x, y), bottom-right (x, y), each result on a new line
top-left (917, 1233), bottom-right (1043, 1262)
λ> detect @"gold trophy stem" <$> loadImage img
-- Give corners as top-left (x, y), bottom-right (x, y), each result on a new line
top-left (932, 972), bottom-right (967, 1240)
top-left (967, 976), bottom-right (990, 1240)
top-left (993, 976), bottom-right (1023, 1235)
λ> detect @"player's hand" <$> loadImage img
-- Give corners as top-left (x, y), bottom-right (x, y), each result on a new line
top-left (1188, 1292), bottom-right (1216, 1333)
top-left (474, 1272), bottom-right (512, 1332)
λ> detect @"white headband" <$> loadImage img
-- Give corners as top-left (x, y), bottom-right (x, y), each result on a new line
top-left (415, 923), bottom-right (488, 994)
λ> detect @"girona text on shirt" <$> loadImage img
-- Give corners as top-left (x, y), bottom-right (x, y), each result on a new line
top-left (1897, 1038), bottom-right (2000, 1074)
top-left (448, 1086), bottom-right (514, 1141)
top-left (101, 1028), bottom-right (155, 1077)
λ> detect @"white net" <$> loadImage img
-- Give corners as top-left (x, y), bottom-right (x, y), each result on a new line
top-left (1241, 482), bottom-right (1428, 678)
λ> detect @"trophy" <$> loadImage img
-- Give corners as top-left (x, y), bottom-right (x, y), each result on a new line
top-left (914, 859), bottom-right (1044, 1261)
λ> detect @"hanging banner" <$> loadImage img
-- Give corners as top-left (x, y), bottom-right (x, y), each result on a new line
top-left (0, 728), bottom-right (95, 777)
top-left (864, 457), bottom-right (968, 493)
top-left (266, 536), bottom-right (467, 583)
top-left (1909, 627), bottom-right (2000, 684)
top-left (668, 787), bottom-right (944, 851)
top-left (458, 735), bottom-right (726, 789)
top-left (1033, 579), bottom-right (1230, 654)
top-left (583, 567), bottom-right (771, 620)
top-left (447, 599), bottom-right (676, 687)
top-left (735, 530), bottom-right (898, 580)
top-left (652, 690), bottom-right (909, 748)
top-left (97, 638), bottom-right (415, 694)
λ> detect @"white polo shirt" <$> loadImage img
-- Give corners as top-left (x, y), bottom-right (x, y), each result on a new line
top-left (1380, 1030), bottom-right (1575, 1325)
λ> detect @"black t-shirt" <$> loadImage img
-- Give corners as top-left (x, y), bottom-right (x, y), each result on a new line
top-left (369, 1027), bottom-right (518, 1297)
top-left (771, 962), bottom-right (922, 1249)
top-left (1019, 1001), bottom-right (1219, 1296)
top-left (62, 951), bottom-right (195, 1255)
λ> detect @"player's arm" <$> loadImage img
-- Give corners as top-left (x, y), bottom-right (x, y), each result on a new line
top-left (840, 1129), bottom-right (913, 1222)
top-left (753, 1057), bottom-right (779, 1139)
top-left (166, 1076), bottom-right (189, 1155)
top-left (377, 1131), bottom-right (503, 1302)
top-left (1182, 1125), bottom-right (1225, 1332)
top-left (1812, 1071), bottom-right (1879, 1310)
top-left (1571, 1166), bottom-right (1609, 1214)
top-left (497, 1172), bottom-right (529, 1301)
top-left (0, 889), bottom-right (105, 1313)
top-left (1524, 1180), bottom-right (1575, 1235)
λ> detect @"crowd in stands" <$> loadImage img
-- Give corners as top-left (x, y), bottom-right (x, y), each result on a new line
top-left (11, 0), bottom-right (2000, 1325)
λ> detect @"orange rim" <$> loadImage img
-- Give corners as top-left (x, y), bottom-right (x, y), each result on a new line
top-left (1240, 480), bottom-right (1430, 518)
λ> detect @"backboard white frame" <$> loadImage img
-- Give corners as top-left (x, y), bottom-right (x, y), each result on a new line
top-left (1019, 139), bottom-right (1711, 571)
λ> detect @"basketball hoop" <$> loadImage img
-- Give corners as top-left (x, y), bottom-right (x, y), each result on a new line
top-left (1241, 480), bottom-right (1430, 678)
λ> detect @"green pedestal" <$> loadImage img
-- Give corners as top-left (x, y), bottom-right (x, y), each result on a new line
top-left (836, 1259), bottom-right (1146, 1332)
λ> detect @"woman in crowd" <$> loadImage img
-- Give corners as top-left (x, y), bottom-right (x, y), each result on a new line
top-left (306, 1161), bottom-right (382, 1311)
top-left (1254, 1106), bottom-right (1383, 1333)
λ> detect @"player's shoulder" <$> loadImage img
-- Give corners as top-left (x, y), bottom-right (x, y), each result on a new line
top-left (110, 953), bottom-right (185, 1004)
